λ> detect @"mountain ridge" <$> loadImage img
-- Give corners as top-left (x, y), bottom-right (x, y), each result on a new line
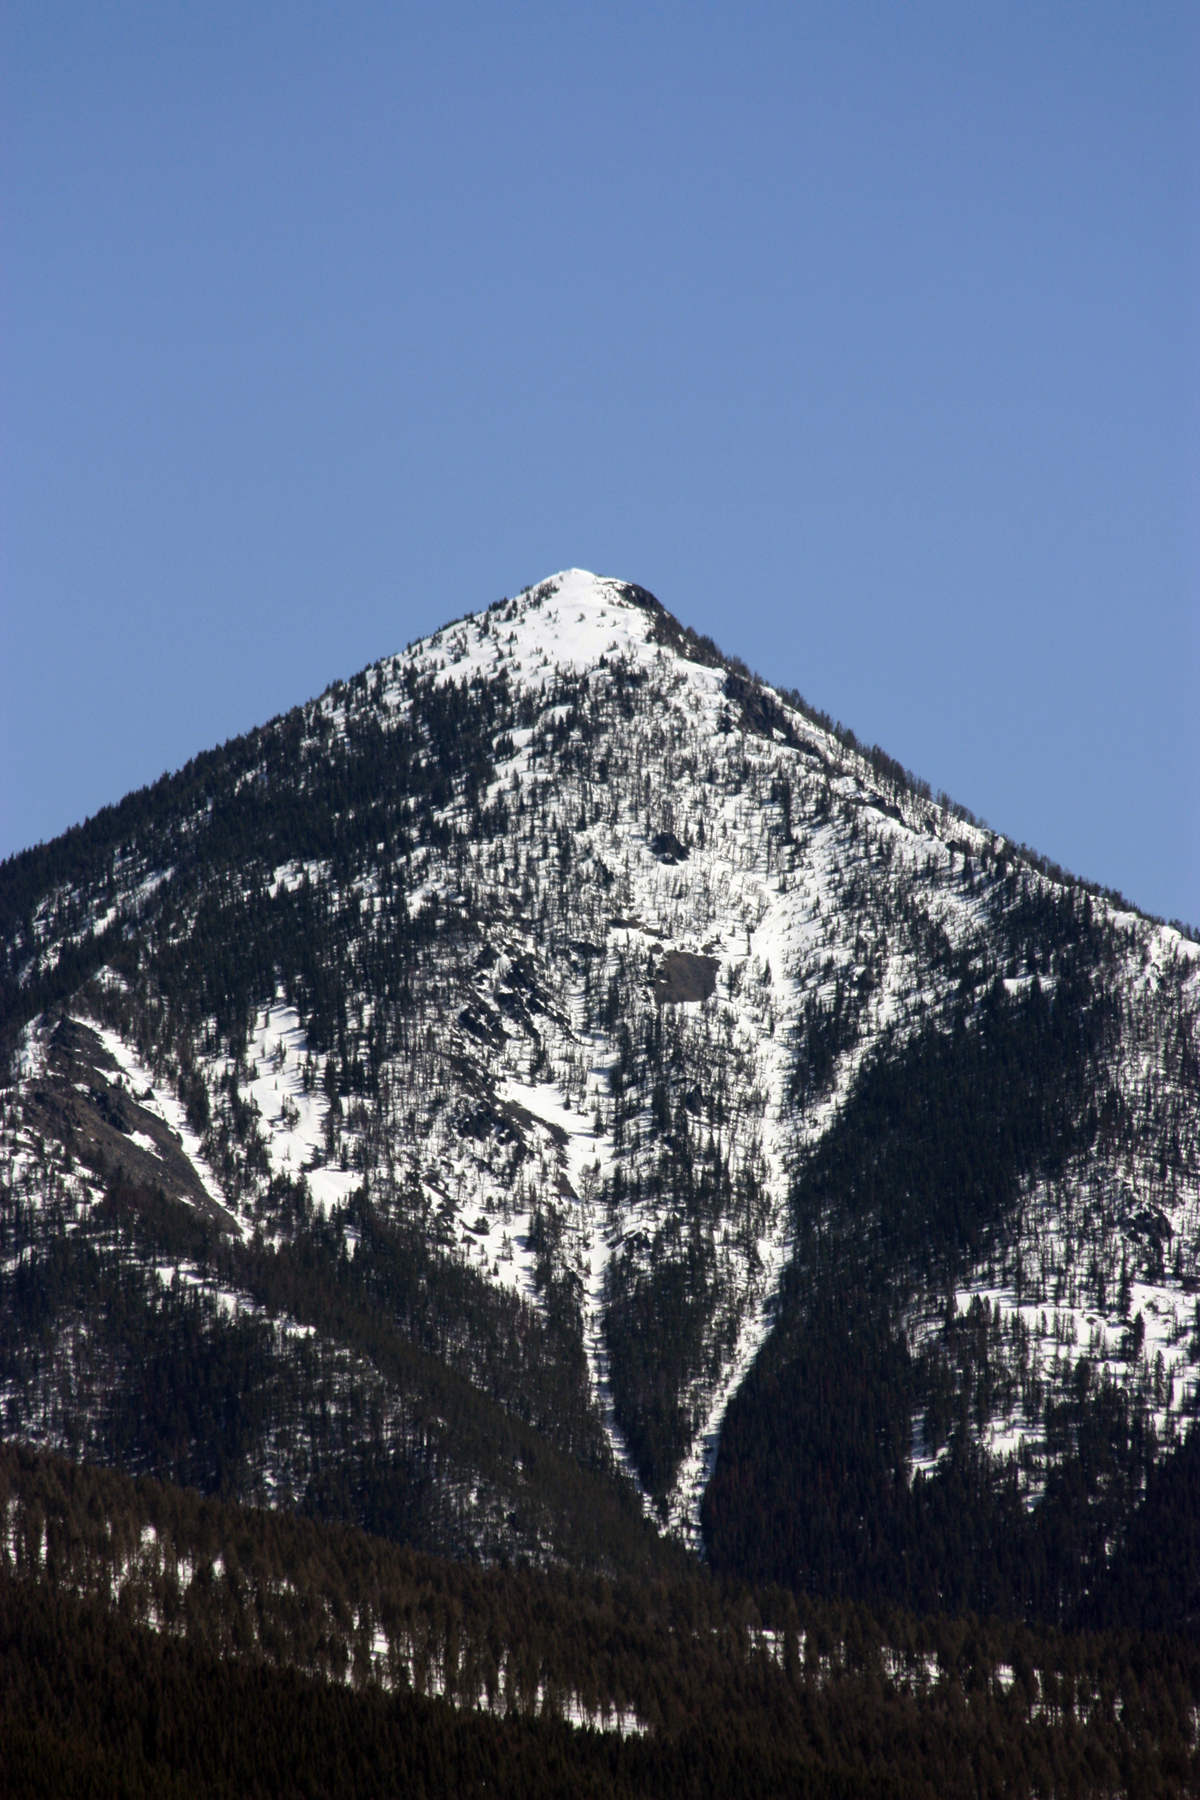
top-left (2, 569), bottom-right (1198, 1626)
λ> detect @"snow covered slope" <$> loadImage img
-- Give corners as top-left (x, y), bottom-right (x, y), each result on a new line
top-left (2, 570), bottom-right (1198, 1596)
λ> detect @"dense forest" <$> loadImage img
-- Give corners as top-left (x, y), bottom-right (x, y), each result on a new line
top-left (2, 1442), bottom-right (1199, 1798)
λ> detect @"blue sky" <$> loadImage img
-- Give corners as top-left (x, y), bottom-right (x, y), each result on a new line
top-left (2, 2), bottom-right (1197, 925)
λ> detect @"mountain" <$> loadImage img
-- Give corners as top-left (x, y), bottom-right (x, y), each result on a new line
top-left (2, 569), bottom-right (1198, 1632)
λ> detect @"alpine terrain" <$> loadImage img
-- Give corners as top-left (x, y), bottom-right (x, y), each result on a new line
top-left (3, 568), bottom-right (1199, 1676)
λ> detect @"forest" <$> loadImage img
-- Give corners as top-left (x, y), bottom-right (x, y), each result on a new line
top-left (2, 1441), bottom-right (1199, 1798)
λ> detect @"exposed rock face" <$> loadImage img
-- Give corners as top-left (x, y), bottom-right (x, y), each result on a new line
top-left (22, 1015), bottom-right (236, 1229)
top-left (653, 951), bottom-right (718, 1004)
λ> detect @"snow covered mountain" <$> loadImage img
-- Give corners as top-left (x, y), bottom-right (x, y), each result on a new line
top-left (3, 571), bottom-right (1198, 1621)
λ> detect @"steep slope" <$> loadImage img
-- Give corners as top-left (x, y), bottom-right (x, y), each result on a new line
top-left (2, 570), bottom-right (1197, 1618)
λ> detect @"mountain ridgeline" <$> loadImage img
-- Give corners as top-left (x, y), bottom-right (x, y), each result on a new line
top-left (2, 570), bottom-right (1198, 1642)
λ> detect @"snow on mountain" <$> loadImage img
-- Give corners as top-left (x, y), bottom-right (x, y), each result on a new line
top-left (2, 569), bottom-right (1198, 1576)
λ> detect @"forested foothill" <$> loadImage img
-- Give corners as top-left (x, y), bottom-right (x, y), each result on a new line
top-left (2, 1442), bottom-right (1199, 1798)
top-left (1, 571), bottom-right (1198, 1790)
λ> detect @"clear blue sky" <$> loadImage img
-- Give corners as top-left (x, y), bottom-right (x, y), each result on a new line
top-left (3, 2), bottom-right (1197, 925)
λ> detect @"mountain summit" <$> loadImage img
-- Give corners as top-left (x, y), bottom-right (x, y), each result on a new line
top-left (3, 570), bottom-right (1198, 1625)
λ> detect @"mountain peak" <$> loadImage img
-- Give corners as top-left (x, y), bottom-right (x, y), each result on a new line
top-left (2, 569), bottom-right (1198, 1626)
top-left (401, 570), bottom-right (684, 690)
